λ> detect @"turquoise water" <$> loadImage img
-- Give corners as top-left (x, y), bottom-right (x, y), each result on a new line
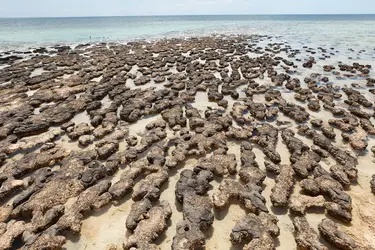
top-left (0, 15), bottom-right (375, 51)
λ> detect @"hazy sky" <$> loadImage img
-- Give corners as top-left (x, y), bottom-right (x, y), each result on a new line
top-left (0, 0), bottom-right (374, 17)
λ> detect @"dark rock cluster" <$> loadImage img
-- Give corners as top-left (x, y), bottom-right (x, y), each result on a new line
top-left (0, 35), bottom-right (372, 249)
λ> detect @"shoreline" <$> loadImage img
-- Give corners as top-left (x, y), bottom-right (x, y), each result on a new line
top-left (1, 15), bottom-right (375, 54)
top-left (0, 34), bottom-right (249, 55)
top-left (0, 34), bottom-right (263, 61)
top-left (0, 34), bottom-right (375, 250)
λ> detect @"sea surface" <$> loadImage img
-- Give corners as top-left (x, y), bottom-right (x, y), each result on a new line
top-left (0, 14), bottom-right (375, 52)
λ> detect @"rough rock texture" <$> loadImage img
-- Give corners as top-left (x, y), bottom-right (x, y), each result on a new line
top-left (0, 35), bottom-right (373, 250)
top-left (175, 169), bottom-right (213, 203)
top-left (173, 220), bottom-right (205, 250)
top-left (270, 164), bottom-right (295, 207)
top-left (231, 212), bottom-right (279, 250)
top-left (251, 124), bottom-right (281, 164)
top-left (196, 153), bottom-right (237, 176)
top-left (289, 194), bottom-right (326, 214)
top-left (55, 180), bottom-right (112, 234)
top-left (23, 230), bottom-right (66, 250)
top-left (123, 201), bottom-right (172, 250)
top-left (279, 103), bottom-right (310, 122)
top-left (161, 106), bottom-right (187, 128)
top-left (0, 205), bottom-right (13, 223)
top-left (0, 221), bottom-right (27, 250)
top-left (132, 169), bottom-right (169, 201)
top-left (239, 141), bottom-right (266, 185)
top-left (325, 202), bottom-right (352, 223)
top-left (371, 175), bottom-right (375, 194)
top-left (212, 179), bottom-right (268, 214)
top-left (342, 128), bottom-right (368, 150)
top-left (291, 150), bottom-right (321, 178)
top-left (109, 159), bottom-right (156, 200)
top-left (318, 219), bottom-right (357, 250)
top-left (264, 161), bottom-right (281, 175)
top-left (126, 198), bottom-right (152, 231)
top-left (292, 216), bottom-right (328, 250)
top-left (173, 167), bottom-right (214, 250)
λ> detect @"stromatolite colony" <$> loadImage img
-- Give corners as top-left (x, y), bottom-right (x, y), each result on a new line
top-left (0, 35), bottom-right (375, 249)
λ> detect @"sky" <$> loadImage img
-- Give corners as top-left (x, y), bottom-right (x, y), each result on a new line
top-left (0, 0), bottom-right (374, 17)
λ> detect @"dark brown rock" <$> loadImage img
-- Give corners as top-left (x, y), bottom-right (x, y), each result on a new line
top-left (318, 218), bottom-right (357, 250)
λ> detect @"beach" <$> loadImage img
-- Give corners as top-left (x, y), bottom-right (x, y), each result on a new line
top-left (0, 17), bottom-right (375, 250)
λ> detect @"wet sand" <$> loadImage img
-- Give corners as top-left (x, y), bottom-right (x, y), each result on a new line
top-left (0, 35), bottom-right (374, 250)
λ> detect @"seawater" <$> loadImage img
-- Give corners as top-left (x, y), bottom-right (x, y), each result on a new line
top-left (0, 14), bottom-right (375, 52)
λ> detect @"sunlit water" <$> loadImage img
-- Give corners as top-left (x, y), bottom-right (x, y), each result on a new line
top-left (0, 15), bottom-right (375, 52)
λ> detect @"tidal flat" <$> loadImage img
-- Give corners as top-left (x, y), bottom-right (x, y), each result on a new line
top-left (0, 35), bottom-right (375, 250)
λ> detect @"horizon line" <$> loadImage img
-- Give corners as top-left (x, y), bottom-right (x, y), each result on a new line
top-left (1, 13), bottom-right (375, 19)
